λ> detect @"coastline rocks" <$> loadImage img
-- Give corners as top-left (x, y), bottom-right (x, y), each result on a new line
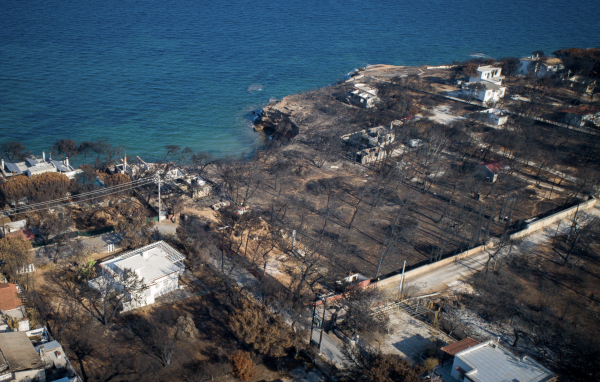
top-left (253, 104), bottom-right (299, 139)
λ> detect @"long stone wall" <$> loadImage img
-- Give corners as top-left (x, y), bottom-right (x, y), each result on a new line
top-left (376, 196), bottom-right (597, 288)
top-left (509, 196), bottom-right (596, 240)
top-left (375, 243), bottom-right (494, 287)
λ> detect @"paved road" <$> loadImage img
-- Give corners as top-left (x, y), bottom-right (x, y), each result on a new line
top-left (400, 208), bottom-right (597, 294)
top-left (311, 329), bottom-right (346, 368)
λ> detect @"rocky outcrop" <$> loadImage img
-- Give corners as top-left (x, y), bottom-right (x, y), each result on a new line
top-left (253, 105), bottom-right (299, 139)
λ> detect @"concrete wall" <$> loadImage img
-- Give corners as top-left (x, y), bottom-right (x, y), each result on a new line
top-left (510, 196), bottom-right (596, 240)
top-left (376, 243), bottom-right (495, 288)
top-left (451, 356), bottom-right (472, 380)
top-left (376, 196), bottom-right (596, 288)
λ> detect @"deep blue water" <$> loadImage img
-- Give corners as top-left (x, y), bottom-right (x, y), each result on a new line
top-left (1, 0), bottom-right (600, 160)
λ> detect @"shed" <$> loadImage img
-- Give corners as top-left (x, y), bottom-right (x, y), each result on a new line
top-left (475, 161), bottom-right (509, 183)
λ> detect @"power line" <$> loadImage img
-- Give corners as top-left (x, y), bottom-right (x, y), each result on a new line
top-left (2, 176), bottom-right (158, 216)
top-left (5, 176), bottom-right (156, 213)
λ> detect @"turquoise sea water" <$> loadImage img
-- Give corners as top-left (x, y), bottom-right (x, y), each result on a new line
top-left (1, 0), bottom-right (600, 160)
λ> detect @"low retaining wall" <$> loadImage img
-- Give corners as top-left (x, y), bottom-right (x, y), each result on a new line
top-left (376, 196), bottom-right (597, 288)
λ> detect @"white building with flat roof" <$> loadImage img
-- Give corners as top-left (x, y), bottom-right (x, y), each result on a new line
top-left (518, 55), bottom-right (564, 77)
top-left (450, 339), bottom-right (556, 382)
top-left (347, 83), bottom-right (379, 108)
top-left (93, 241), bottom-right (185, 311)
top-left (477, 108), bottom-right (508, 125)
top-left (469, 66), bottom-right (505, 86)
top-left (1, 152), bottom-right (81, 180)
top-left (463, 66), bottom-right (506, 103)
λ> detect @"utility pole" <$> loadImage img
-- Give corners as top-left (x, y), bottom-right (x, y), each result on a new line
top-left (157, 175), bottom-right (161, 221)
top-left (399, 260), bottom-right (406, 300)
top-left (309, 295), bottom-right (317, 345)
top-left (318, 297), bottom-right (326, 351)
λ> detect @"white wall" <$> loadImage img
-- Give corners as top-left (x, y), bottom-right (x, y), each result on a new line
top-left (451, 356), bottom-right (472, 380)
top-left (14, 368), bottom-right (46, 382)
top-left (518, 59), bottom-right (536, 75)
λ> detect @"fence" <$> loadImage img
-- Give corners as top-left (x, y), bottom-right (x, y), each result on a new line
top-left (509, 196), bottom-right (596, 240)
top-left (32, 226), bottom-right (115, 247)
top-left (77, 226), bottom-right (114, 237)
top-left (376, 196), bottom-right (597, 288)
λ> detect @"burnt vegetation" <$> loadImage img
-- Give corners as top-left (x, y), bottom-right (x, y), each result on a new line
top-left (1, 48), bottom-right (599, 381)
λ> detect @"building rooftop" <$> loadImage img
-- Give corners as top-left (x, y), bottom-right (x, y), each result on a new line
top-left (101, 241), bottom-right (185, 286)
top-left (0, 284), bottom-right (23, 311)
top-left (478, 161), bottom-right (508, 174)
top-left (0, 331), bottom-right (45, 372)
top-left (441, 337), bottom-right (480, 356)
top-left (477, 66), bottom-right (502, 73)
top-left (480, 81), bottom-right (503, 90)
top-left (5, 228), bottom-right (35, 241)
top-left (3, 162), bottom-right (27, 175)
top-left (543, 57), bottom-right (563, 66)
top-left (27, 162), bottom-right (56, 175)
top-left (456, 340), bottom-right (555, 382)
top-left (353, 83), bottom-right (378, 96)
top-left (51, 160), bottom-right (75, 173)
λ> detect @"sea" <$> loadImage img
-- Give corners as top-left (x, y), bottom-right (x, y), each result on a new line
top-left (1, 0), bottom-right (600, 161)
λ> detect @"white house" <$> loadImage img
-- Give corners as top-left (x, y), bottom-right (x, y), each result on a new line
top-left (0, 152), bottom-right (81, 180)
top-left (347, 83), bottom-right (379, 108)
top-left (462, 82), bottom-right (505, 103)
top-left (462, 66), bottom-right (506, 103)
top-left (518, 55), bottom-right (564, 77)
top-left (469, 66), bottom-right (505, 85)
top-left (477, 108), bottom-right (508, 126)
top-left (91, 241), bottom-right (185, 311)
top-left (449, 339), bottom-right (555, 382)
top-left (49, 157), bottom-right (80, 179)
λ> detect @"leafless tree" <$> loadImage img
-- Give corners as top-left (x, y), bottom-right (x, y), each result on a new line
top-left (88, 267), bottom-right (145, 325)
top-left (36, 210), bottom-right (76, 263)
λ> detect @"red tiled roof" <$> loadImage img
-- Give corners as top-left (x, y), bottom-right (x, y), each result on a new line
top-left (0, 283), bottom-right (23, 311)
top-left (559, 106), bottom-right (599, 115)
top-left (5, 228), bottom-right (35, 241)
top-left (478, 160), bottom-right (508, 174)
top-left (440, 337), bottom-right (480, 356)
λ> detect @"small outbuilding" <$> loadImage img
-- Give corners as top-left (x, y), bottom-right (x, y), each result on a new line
top-left (347, 83), bottom-right (379, 109)
top-left (475, 161), bottom-right (509, 183)
top-left (477, 108), bottom-right (508, 126)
